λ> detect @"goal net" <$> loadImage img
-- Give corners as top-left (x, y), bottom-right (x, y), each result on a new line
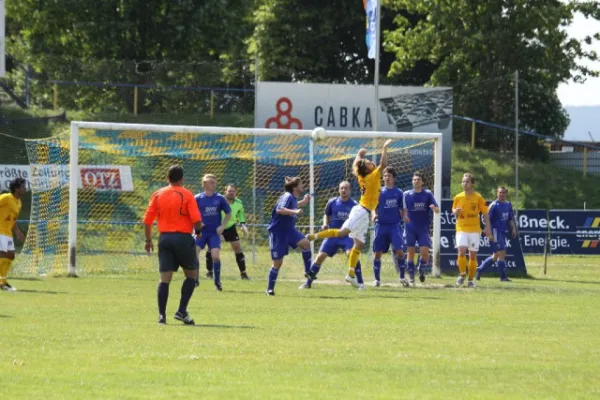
top-left (14, 123), bottom-right (442, 281)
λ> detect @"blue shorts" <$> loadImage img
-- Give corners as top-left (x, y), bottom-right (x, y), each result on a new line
top-left (491, 229), bottom-right (507, 252)
top-left (269, 228), bottom-right (305, 260)
top-left (404, 228), bottom-right (431, 248)
top-left (373, 223), bottom-right (403, 253)
top-left (319, 237), bottom-right (354, 257)
top-left (195, 232), bottom-right (221, 250)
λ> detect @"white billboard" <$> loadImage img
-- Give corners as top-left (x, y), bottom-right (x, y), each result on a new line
top-left (255, 82), bottom-right (453, 197)
top-left (0, 165), bottom-right (134, 192)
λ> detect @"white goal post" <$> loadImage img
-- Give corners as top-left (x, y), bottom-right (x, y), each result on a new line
top-left (67, 121), bottom-right (443, 277)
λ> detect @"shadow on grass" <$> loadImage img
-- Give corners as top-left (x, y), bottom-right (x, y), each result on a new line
top-left (291, 293), bottom-right (445, 300)
top-left (16, 289), bottom-right (66, 295)
top-left (11, 277), bottom-right (44, 281)
top-left (527, 277), bottom-right (600, 286)
top-left (181, 324), bottom-right (257, 329)
top-left (0, 314), bottom-right (11, 318)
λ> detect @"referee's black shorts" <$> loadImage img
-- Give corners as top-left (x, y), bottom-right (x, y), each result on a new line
top-left (222, 225), bottom-right (240, 242)
top-left (158, 232), bottom-right (198, 272)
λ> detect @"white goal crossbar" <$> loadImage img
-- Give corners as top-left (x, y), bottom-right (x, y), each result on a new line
top-left (68, 122), bottom-right (443, 277)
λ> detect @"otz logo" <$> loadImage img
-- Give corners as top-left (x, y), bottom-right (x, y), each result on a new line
top-left (266, 98), bottom-right (303, 129)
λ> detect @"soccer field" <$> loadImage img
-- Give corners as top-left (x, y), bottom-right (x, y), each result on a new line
top-left (2, 258), bottom-right (600, 399)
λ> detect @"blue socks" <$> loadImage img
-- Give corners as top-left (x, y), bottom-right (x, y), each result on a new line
top-left (355, 261), bottom-right (364, 284)
top-left (302, 249), bottom-right (312, 275)
top-left (373, 258), bottom-right (382, 281)
top-left (478, 256), bottom-right (495, 273)
top-left (267, 267), bottom-right (279, 291)
top-left (396, 255), bottom-right (406, 279)
top-left (213, 260), bottom-right (221, 284)
top-left (498, 260), bottom-right (507, 280)
top-left (308, 262), bottom-right (321, 277)
top-left (407, 261), bottom-right (415, 280)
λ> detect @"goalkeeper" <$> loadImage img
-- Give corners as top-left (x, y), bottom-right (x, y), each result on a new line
top-left (205, 184), bottom-right (250, 280)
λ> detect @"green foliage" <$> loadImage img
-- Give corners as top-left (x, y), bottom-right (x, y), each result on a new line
top-left (4, 0), bottom-right (600, 156)
top-left (386, 0), bottom-right (600, 157)
top-left (5, 0), bottom-right (255, 113)
top-left (249, 0), bottom-right (370, 83)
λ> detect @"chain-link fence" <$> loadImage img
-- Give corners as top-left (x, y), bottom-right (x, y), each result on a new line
top-left (3, 57), bottom-right (257, 127)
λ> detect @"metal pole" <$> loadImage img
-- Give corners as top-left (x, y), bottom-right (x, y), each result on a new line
top-left (252, 154), bottom-right (257, 266)
top-left (514, 70), bottom-right (519, 213)
top-left (309, 139), bottom-right (315, 255)
top-left (68, 123), bottom-right (79, 277)
top-left (252, 57), bottom-right (259, 266)
top-left (543, 209), bottom-right (551, 276)
top-left (210, 90), bottom-right (215, 120)
top-left (133, 86), bottom-right (139, 116)
top-left (53, 84), bottom-right (59, 111)
top-left (25, 65), bottom-right (31, 107)
top-left (583, 147), bottom-right (588, 177)
top-left (373, 0), bottom-right (381, 132)
top-left (254, 57), bottom-right (259, 126)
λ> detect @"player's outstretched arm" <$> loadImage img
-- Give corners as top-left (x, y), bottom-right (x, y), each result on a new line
top-left (322, 213), bottom-right (330, 230)
top-left (355, 148), bottom-right (367, 163)
top-left (12, 223), bottom-right (25, 242)
top-left (298, 193), bottom-right (311, 207)
top-left (351, 148), bottom-right (368, 177)
top-left (276, 207), bottom-right (302, 216)
top-left (509, 220), bottom-right (518, 238)
top-left (483, 212), bottom-right (493, 239)
top-left (379, 139), bottom-right (392, 169)
top-left (218, 213), bottom-right (231, 235)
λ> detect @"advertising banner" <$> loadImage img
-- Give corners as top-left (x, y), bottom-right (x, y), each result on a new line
top-left (440, 200), bottom-right (528, 276)
top-left (0, 165), bottom-right (134, 192)
top-left (519, 209), bottom-right (600, 255)
top-left (255, 81), bottom-right (454, 198)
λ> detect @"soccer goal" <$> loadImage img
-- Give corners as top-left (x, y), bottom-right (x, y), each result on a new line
top-left (14, 122), bottom-right (442, 279)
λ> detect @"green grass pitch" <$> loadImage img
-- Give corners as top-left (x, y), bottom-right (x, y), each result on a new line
top-left (2, 256), bottom-right (600, 399)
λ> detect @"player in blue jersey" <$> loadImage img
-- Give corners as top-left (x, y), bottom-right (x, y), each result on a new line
top-left (372, 167), bottom-right (406, 287)
top-left (300, 181), bottom-right (365, 290)
top-left (266, 176), bottom-right (312, 296)
top-left (403, 172), bottom-right (440, 284)
top-left (195, 174), bottom-right (231, 291)
top-left (476, 186), bottom-right (517, 281)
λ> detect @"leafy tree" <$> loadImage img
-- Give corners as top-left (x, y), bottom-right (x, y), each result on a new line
top-left (5, 0), bottom-right (255, 112)
top-left (385, 0), bottom-right (600, 158)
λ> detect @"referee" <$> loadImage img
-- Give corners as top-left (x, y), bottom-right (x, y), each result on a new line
top-left (143, 165), bottom-right (203, 325)
top-left (205, 184), bottom-right (251, 280)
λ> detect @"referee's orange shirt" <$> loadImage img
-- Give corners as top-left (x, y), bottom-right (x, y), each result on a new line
top-left (143, 186), bottom-right (202, 233)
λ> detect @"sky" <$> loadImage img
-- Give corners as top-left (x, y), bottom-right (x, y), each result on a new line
top-left (556, 13), bottom-right (600, 106)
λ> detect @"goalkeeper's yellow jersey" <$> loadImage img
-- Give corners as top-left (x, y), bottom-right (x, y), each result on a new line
top-left (0, 193), bottom-right (22, 236)
top-left (358, 166), bottom-right (382, 211)
top-left (452, 191), bottom-right (488, 233)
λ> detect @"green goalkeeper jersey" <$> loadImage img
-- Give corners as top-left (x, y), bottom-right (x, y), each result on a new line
top-left (221, 198), bottom-right (246, 229)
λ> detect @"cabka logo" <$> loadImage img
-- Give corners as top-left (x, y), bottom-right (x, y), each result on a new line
top-left (578, 217), bottom-right (600, 248)
top-left (265, 97), bottom-right (303, 129)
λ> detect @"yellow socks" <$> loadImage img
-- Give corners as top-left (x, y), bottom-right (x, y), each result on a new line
top-left (347, 247), bottom-right (361, 277)
top-left (0, 258), bottom-right (11, 285)
top-left (316, 229), bottom-right (340, 239)
top-left (457, 255), bottom-right (467, 276)
top-left (468, 258), bottom-right (478, 280)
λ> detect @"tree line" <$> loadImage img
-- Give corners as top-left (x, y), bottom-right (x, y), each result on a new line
top-left (5, 0), bottom-right (600, 157)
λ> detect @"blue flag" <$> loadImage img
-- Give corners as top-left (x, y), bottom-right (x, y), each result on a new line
top-left (364, 0), bottom-right (378, 59)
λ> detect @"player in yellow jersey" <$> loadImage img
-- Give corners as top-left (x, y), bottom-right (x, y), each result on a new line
top-left (307, 139), bottom-right (392, 288)
top-left (0, 178), bottom-right (27, 291)
top-left (452, 173), bottom-right (492, 288)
